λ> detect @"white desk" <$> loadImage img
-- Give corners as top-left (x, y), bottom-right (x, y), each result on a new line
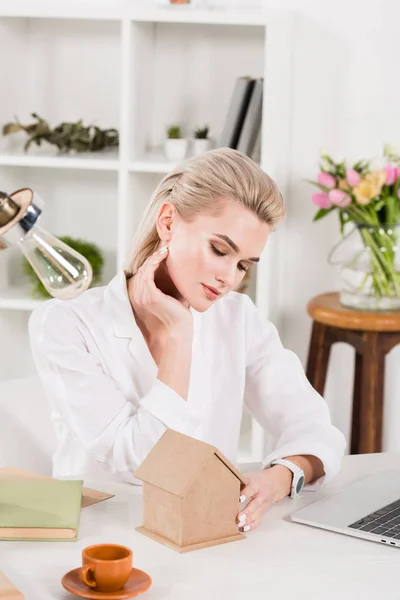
top-left (2, 452), bottom-right (400, 600)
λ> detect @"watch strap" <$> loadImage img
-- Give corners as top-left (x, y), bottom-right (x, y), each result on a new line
top-left (269, 458), bottom-right (303, 476)
top-left (268, 458), bottom-right (305, 499)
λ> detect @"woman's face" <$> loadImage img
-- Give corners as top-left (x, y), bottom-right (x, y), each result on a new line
top-left (159, 199), bottom-right (271, 312)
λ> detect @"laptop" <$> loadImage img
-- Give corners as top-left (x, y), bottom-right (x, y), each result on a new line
top-left (291, 469), bottom-right (400, 548)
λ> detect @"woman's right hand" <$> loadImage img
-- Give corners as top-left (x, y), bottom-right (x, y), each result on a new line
top-left (131, 246), bottom-right (192, 330)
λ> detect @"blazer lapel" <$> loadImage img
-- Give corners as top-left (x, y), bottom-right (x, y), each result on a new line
top-left (104, 271), bottom-right (157, 382)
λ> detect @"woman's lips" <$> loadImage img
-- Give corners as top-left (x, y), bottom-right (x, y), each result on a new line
top-left (202, 284), bottom-right (220, 301)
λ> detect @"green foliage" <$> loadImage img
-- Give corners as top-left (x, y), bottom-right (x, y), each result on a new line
top-left (312, 206), bottom-right (336, 222)
top-left (166, 124), bottom-right (182, 139)
top-left (3, 113), bottom-right (119, 153)
top-left (193, 125), bottom-right (209, 139)
top-left (319, 153), bottom-right (370, 179)
top-left (384, 143), bottom-right (400, 165)
top-left (309, 145), bottom-right (400, 228)
top-left (23, 236), bottom-right (104, 299)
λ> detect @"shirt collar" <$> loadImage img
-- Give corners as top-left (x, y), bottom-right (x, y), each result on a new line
top-left (103, 269), bottom-right (200, 344)
top-left (103, 271), bottom-right (138, 339)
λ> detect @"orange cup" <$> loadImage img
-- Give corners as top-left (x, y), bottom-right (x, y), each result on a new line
top-left (79, 544), bottom-right (133, 593)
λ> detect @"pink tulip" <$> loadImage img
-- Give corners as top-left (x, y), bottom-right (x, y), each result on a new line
top-left (312, 192), bottom-right (332, 209)
top-left (317, 172), bottom-right (336, 189)
top-left (385, 164), bottom-right (400, 186)
top-left (346, 168), bottom-right (361, 187)
top-left (329, 189), bottom-right (351, 207)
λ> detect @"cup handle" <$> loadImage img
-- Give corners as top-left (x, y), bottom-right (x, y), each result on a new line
top-left (79, 564), bottom-right (97, 588)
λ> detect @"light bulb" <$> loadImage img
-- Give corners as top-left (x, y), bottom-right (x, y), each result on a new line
top-left (19, 224), bottom-right (93, 300)
top-left (0, 188), bottom-right (93, 299)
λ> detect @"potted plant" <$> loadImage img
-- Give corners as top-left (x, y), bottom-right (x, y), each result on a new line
top-left (3, 113), bottom-right (119, 154)
top-left (192, 125), bottom-right (212, 156)
top-left (164, 124), bottom-right (188, 162)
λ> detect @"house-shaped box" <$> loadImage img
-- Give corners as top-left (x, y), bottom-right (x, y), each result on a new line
top-left (134, 429), bottom-right (247, 552)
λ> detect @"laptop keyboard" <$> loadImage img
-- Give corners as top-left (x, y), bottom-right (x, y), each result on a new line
top-left (349, 498), bottom-right (400, 539)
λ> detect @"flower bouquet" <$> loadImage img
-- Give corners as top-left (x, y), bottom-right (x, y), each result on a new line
top-left (309, 145), bottom-right (400, 310)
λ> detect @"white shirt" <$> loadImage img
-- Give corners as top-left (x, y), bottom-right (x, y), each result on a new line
top-left (29, 271), bottom-right (346, 485)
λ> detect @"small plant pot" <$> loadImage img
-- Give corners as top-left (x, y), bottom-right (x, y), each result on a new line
top-left (164, 138), bottom-right (188, 162)
top-left (192, 138), bottom-right (212, 157)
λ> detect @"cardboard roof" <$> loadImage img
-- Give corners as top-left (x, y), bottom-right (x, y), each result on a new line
top-left (134, 429), bottom-right (247, 498)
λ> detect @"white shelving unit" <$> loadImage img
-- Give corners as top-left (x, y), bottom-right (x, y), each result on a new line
top-left (129, 148), bottom-right (182, 174)
top-left (0, 147), bottom-right (120, 171)
top-left (0, 285), bottom-right (43, 311)
top-left (0, 1), bottom-right (293, 462)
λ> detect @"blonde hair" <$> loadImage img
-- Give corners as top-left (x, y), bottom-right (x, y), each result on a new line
top-left (126, 147), bottom-right (285, 274)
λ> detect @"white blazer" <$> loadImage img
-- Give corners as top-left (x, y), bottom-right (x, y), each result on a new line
top-left (29, 271), bottom-right (346, 485)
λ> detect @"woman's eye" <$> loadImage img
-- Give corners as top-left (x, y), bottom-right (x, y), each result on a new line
top-left (210, 244), bottom-right (226, 257)
top-left (210, 243), bottom-right (249, 273)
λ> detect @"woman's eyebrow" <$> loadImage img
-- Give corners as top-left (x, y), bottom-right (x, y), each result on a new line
top-left (212, 233), bottom-right (260, 263)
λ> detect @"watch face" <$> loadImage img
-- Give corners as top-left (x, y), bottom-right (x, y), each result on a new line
top-left (296, 475), bottom-right (305, 495)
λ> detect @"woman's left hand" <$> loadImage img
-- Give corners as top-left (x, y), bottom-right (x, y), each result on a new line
top-left (237, 465), bottom-right (292, 532)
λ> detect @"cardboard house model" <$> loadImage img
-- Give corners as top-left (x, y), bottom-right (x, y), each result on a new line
top-left (134, 429), bottom-right (247, 552)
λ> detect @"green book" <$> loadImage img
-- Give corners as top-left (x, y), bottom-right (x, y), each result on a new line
top-left (0, 479), bottom-right (83, 541)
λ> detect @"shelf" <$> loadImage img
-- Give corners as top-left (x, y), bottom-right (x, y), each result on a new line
top-left (0, 272), bottom-right (116, 312)
top-left (0, 0), bottom-right (123, 20)
top-left (131, 6), bottom-right (278, 26)
top-left (0, 1), bottom-right (287, 26)
top-left (129, 148), bottom-right (181, 174)
top-left (0, 285), bottom-right (43, 311)
top-left (0, 148), bottom-right (120, 171)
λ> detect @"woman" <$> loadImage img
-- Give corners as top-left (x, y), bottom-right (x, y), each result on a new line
top-left (29, 148), bottom-right (346, 533)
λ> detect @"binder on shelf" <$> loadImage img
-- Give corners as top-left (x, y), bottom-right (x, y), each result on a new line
top-left (218, 76), bottom-right (255, 149)
top-left (250, 126), bottom-right (262, 164)
top-left (236, 78), bottom-right (263, 158)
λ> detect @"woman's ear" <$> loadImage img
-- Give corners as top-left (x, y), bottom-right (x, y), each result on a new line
top-left (156, 202), bottom-right (176, 243)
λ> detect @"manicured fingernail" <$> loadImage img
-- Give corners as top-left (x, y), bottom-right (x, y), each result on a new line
top-left (159, 246), bottom-right (168, 253)
top-left (240, 525), bottom-right (251, 532)
top-left (238, 513), bottom-right (247, 525)
top-left (239, 495), bottom-right (247, 503)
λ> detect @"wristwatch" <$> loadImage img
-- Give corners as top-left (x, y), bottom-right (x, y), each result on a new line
top-left (269, 459), bottom-right (305, 499)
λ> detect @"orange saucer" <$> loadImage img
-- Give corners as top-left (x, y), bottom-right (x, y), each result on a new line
top-left (61, 567), bottom-right (152, 599)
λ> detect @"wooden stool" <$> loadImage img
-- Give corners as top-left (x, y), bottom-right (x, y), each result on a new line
top-left (306, 292), bottom-right (400, 454)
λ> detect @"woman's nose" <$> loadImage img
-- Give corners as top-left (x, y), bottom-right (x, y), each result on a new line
top-left (216, 263), bottom-right (237, 289)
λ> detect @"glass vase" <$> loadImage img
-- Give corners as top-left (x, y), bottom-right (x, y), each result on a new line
top-left (329, 223), bottom-right (400, 311)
